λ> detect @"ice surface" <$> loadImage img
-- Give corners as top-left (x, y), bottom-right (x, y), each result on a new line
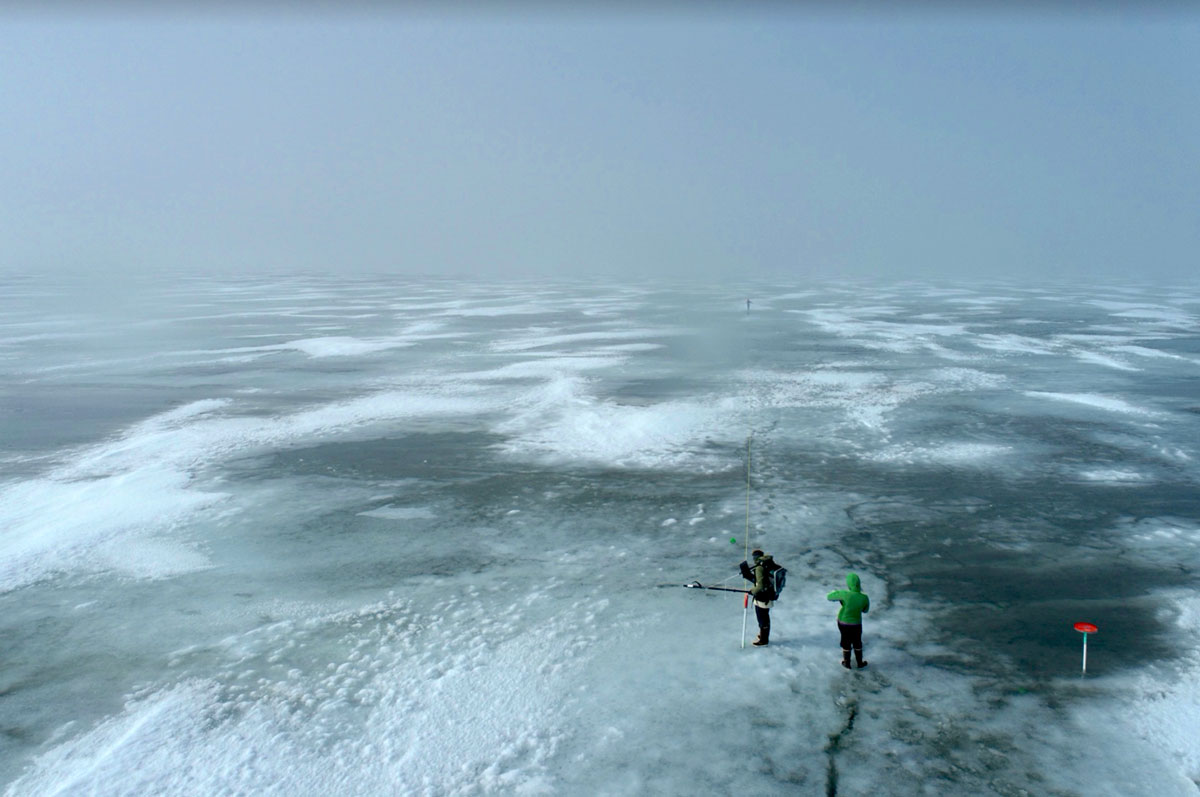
top-left (1076, 468), bottom-right (1151, 483)
top-left (274, 336), bottom-right (417, 357)
top-left (796, 307), bottom-right (970, 354)
top-left (866, 442), bottom-right (1012, 465)
top-left (0, 388), bottom-right (495, 592)
top-left (1076, 592), bottom-right (1200, 789)
top-left (1111, 307), bottom-right (1196, 326)
top-left (464, 356), bottom-right (628, 381)
top-left (1024, 391), bottom-right (1164, 417)
top-left (357, 506), bottom-right (437, 520)
top-left (1108, 344), bottom-right (1199, 364)
top-left (495, 375), bottom-right (729, 470)
top-left (1072, 350), bottom-right (1140, 371)
top-left (490, 327), bottom-right (678, 353)
top-left (3, 277), bottom-right (1199, 796)
top-left (0, 466), bottom-right (222, 592)
top-left (973, 333), bottom-right (1058, 355)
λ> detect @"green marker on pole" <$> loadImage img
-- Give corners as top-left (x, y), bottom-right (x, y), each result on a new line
top-left (730, 537), bottom-right (737, 544)
top-left (1074, 621), bottom-right (1098, 674)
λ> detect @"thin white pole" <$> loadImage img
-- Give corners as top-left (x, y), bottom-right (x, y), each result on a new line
top-left (1082, 632), bottom-right (1088, 674)
top-left (741, 594), bottom-right (748, 649)
top-left (741, 434), bottom-right (752, 649)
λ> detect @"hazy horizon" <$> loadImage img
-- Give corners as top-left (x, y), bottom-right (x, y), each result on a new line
top-left (2, 7), bottom-right (1197, 285)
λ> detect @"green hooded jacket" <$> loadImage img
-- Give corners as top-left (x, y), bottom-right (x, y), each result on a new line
top-left (826, 572), bottom-right (869, 624)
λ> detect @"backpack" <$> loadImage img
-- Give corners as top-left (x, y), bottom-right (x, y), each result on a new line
top-left (756, 560), bottom-right (787, 602)
top-left (770, 565), bottom-right (787, 599)
top-left (742, 557), bottom-right (787, 601)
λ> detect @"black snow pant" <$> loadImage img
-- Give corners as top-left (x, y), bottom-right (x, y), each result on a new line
top-left (755, 605), bottom-right (770, 634)
top-left (838, 621), bottom-right (863, 653)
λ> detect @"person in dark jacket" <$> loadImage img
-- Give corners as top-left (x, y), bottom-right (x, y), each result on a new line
top-left (739, 549), bottom-right (779, 646)
top-left (827, 572), bottom-right (869, 669)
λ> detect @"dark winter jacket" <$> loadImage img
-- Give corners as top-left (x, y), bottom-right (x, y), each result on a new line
top-left (741, 553), bottom-right (779, 602)
top-left (826, 572), bottom-right (869, 624)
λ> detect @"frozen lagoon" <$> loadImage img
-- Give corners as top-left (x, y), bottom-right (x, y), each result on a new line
top-left (2, 276), bottom-right (1199, 795)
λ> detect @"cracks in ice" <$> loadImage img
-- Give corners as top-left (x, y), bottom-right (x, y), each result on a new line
top-left (823, 694), bottom-right (859, 797)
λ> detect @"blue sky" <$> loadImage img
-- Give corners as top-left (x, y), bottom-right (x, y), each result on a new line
top-left (2, 8), bottom-right (1197, 284)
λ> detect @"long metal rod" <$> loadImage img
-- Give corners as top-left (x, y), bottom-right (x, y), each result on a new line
top-left (742, 433), bottom-right (752, 649)
top-left (745, 434), bottom-right (752, 560)
top-left (683, 582), bottom-right (749, 594)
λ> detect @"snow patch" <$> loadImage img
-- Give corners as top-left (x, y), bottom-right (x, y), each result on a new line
top-left (357, 506), bottom-right (437, 521)
top-left (1024, 392), bottom-right (1162, 417)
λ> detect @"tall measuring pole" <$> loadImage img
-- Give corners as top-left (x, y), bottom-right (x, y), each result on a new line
top-left (741, 434), bottom-right (752, 649)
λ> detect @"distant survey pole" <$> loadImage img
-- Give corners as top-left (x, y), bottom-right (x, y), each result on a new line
top-left (1074, 622), bottom-right (1098, 674)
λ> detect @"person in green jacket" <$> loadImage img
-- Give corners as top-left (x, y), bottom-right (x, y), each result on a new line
top-left (739, 549), bottom-right (780, 646)
top-left (827, 572), bottom-right (869, 669)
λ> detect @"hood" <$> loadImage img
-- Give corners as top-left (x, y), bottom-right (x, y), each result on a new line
top-left (845, 572), bottom-right (861, 592)
top-left (754, 554), bottom-right (774, 566)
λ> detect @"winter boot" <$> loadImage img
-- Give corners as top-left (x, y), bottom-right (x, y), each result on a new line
top-left (841, 649), bottom-right (852, 669)
top-left (855, 648), bottom-right (868, 669)
top-left (753, 629), bottom-right (769, 647)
